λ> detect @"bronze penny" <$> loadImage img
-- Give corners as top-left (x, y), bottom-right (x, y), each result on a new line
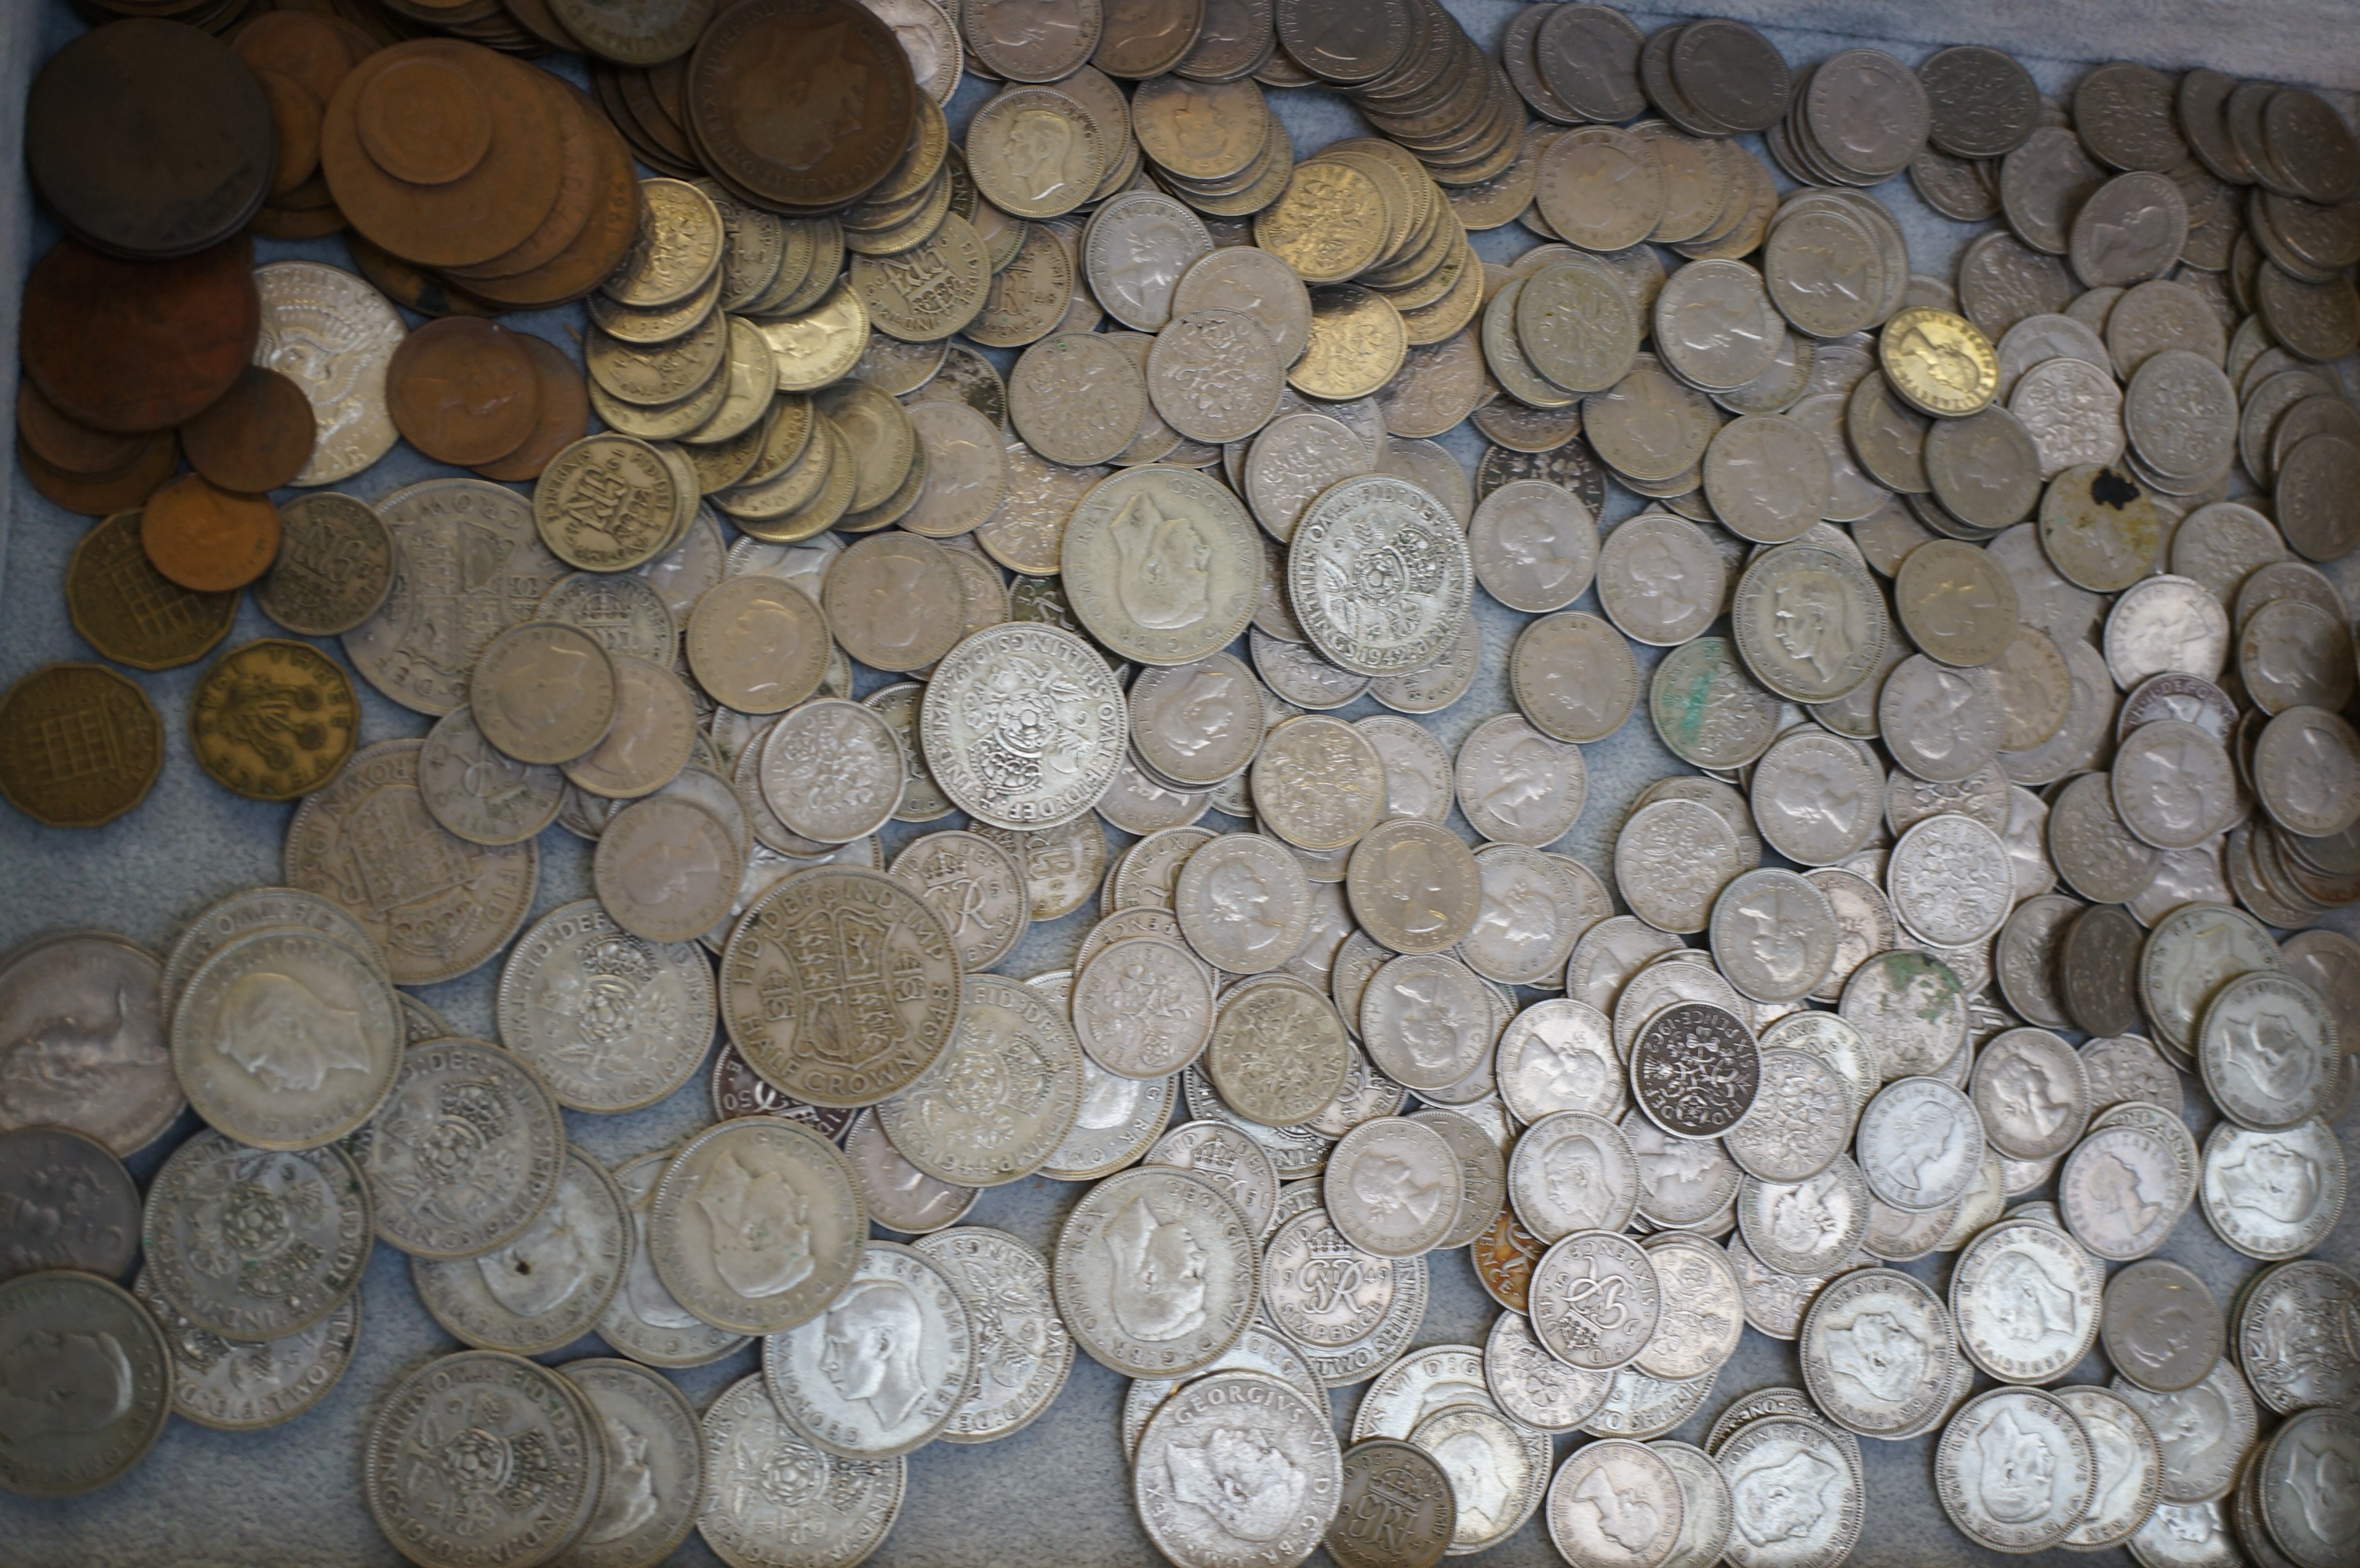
top-left (442, 72), bottom-right (603, 284)
top-left (15, 376), bottom-right (148, 478)
top-left (343, 233), bottom-right (502, 318)
top-left (473, 332), bottom-right (592, 482)
top-left (20, 235), bottom-right (259, 434)
top-left (385, 317), bottom-right (541, 466)
top-left (254, 69), bottom-right (326, 198)
top-left (0, 663), bottom-right (165, 829)
top-left (140, 473), bottom-right (283, 593)
top-left (179, 366), bottom-right (318, 494)
top-left (687, 0), bottom-right (920, 213)
top-left (18, 432), bottom-right (180, 519)
top-left (26, 18), bottom-right (274, 258)
top-left (231, 10), bottom-right (370, 107)
top-left (66, 510), bottom-right (240, 672)
top-left (355, 51), bottom-right (492, 184)
top-left (500, 0), bottom-right (590, 55)
top-left (321, 40), bottom-right (565, 269)
top-left (456, 100), bottom-right (640, 310)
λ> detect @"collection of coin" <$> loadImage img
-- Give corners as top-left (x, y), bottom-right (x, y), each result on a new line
top-left (4, 0), bottom-right (2360, 1566)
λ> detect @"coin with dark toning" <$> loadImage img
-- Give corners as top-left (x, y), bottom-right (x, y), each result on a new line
top-left (1631, 1002), bottom-right (1760, 1139)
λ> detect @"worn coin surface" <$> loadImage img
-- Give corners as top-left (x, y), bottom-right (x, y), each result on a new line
top-left (1134, 1369), bottom-right (1342, 1568)
top-left (1936, 1387), bottom-right (2098, 1553)
top-left (876, 972), bottom-right (1083, 1187)
top-left (411, 1145), bottom-right (628, 1358)
top-left (697, 1372), bottom-right (905, 1568)
top-left (1324, 1116), bottom-right (1462, 1260)
top-left (648, 1117), bottom-right (864, 1338)
top-left (1950, 1217), bottom-right (2103, 1385)
top-left (1054, 1165), bottom-right (1259, 1378)
top-left (1800, 1265), bottom-right (1957, 1438)
top-left (1856, 1077), bottom-right (1986, 1213)
top-left (2100, 1253), bottom-right (2220, 1395)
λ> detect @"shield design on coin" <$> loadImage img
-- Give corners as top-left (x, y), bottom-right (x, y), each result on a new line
top-left (787, 906), bottom-right (915, 1071)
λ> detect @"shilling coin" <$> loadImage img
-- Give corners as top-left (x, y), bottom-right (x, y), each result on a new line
top-left (2049, 1384), bottom-right (2165, 1550)
top-left (1484, 1309), bottom-right (1614, 1435)
top-left (844, 1108), bottom-right (983, 1234)
top-left (2200, 1117), bottom-right (2346, 1261)
top-left (1936, 1387), bottom-right (2098, 1553)
top-left (411, 1145), bottom-right (629, 1358)
top-left (2236, 1259), bottom-right (2360, 1415)
top-left (171, 926), bottom-right (403, 1151)
top-left (134, 1266), bottom-right (357, 1435)
top-left (1631, 1002), bottom-right (1760, 1140)
top-left (1626, 1106), bottom-right (1745, 1233)
top-left (648, 1118), bottom-right (865, 1343)
top-left (1799, 1265), bottom-right (1958, 1438)
top-left (1544, 1434), bottom-right (1686, 1565)
top-left (761, 1238), bottom-right (974, 1460)
top-left (1055, 1165), bottom-right (1259, 1378)
top-left (553, 1358), bottom-right (706, 1568)
top-left (0, 932), bottom-right (181, 1157)
top-left (2112, 1358), bottom-right (2258, 1504)
top-left (1323, 1116), bottom-right (1462, 1259)
top-left (1969, 1027), bottom-right (2091, 1161)
top-left (908, 1226), bottom-right (1072, 1446)
top-left (363, 1349), bottom-right (602, 1567)
top-left (2199, 971), bottom-right (2340, 1130)
top-left (1856, 1076), bottom-right (1986, 1213)
top-left (697, 1370), bottom-right (904, 1568)
top-left (875, 972), bottom-right (1084, 1187)
top-left (601, 1151), bottom-right (750, 1371)
top-left (1509, 1111), bottom-right (1639, 1244)
top-left (1737, 1157), bottom-right (1872, 1279)
top-left (2253, 1408), bottom-right (2360, 1568)
top-left (1403, 1400), bottom-right (1550, 1555)
top-left (1134, 1369), bottom-right (1342, 1568)
top-left (2127, 1499), bottom-right (2240, 1568)
top-left (1713, 1413), bottom-right (1867, 1567)
top-left (1950, 1217), bottom-right (2103, 1384)
top-left (144, 1129), bottom-right (370, 1343)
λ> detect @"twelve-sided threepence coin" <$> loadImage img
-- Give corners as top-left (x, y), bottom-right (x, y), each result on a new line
top-left (1054, 1165), bottom-right (1260, 1379)
top-left (649, 1117), bottom-right (866, 1337)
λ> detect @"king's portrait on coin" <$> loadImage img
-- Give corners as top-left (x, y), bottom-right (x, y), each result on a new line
top-left (697, 1152), bottom-right (813, 1298)
top-left (214, 968), bottom-right (371, 1094)
top-left (1732, 1445), bottom-right (1844, 1545)
top-left (821, 1276), bottom-right (929, 1427)
top-left (1165, 1422), bottom-right (1307, 1542)
top-left (0, 1326), bottom-right (130, 1441)
top-left (1111, 492), bottom-right (1215, 632)
top-left (1105, 1194), bottom-right (1208, 1341)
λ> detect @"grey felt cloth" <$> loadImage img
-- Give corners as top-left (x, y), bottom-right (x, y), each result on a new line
top-left (0, 1), bottom-right (2353, 1565)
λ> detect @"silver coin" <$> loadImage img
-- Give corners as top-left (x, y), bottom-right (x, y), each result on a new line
top-left (418, 705), bottom-right (568, 846)
top-left (1350, 1342), bottom-right (1500, 1444)
top-left (1950, 1217), bottom-right (2103, 1384)
top-left (1529, 1229), bottom-right (1661, 1372)
top-left (413, 1145), bottom-right (630, 1357)
top-left (2113, 1356), bottom-right (2258, 1506)
top-left (761, 1238), bottom-right (974, 1459)
top-left (1799, 1265), bottom-right (1958, 1438)
top-left (1073, 935), bottom-right (1217, 1080)
top-left (2254, 706), bottom-right (2360, 839)
top-left (918, 622), bottom-right (1127, 830)
top-left (2059, 1121), bottom-right (2188, 1262)
top-left (2200, 1117), bottom-right (2346, 1261)
top-left (649, 1118), bottom-right (865, 1336)
top-left (2049, 1384), bottom-right (2165, 1550)
top-left (1285, 473), bottom-right (1474, 679)
top-left (1207, 977), bottom-right (1352, 1127)
top-left (1879, 655), bottom-right (2004, 784)
top-left (842, 1107), bottom-right (983, 1235)
top-left (1616, 799), bottom-right (1740, 935)
top-left (0, 1123), bottom-right (138, 1283)
top-left (1460, 844), bottom-right (1586, 986)
top-left (1470, 479), bottom-right (1599, 612)
top-left (1994, 893), bottom-right (2078, 1030)
top-left (1707, 870), bottom-right (1839, 1005)
top-left (1321, 1116), bottom-right (1461, 1259)
top-left (2254, 1407), bottom-right (2360, 1568)
top-left (2235, 1259), bottom-right (2360, 1415)
top-left (1496, 998), bottom-right (1623, 1125)
top-left (1856, 1075), bottom-right (1985, 1213)
top-left (1358, 952), bottom-right (1492, 1095)
top-left (888, 829), bottom-right (1031, 972)
top-left (1631, 1001), bottom-right (1760, 1140)
top-left (1543, 1434), bottom-right (1686, 1566)
top-left (344, 1035), bottom-right (566, 1260)
top-left (1509, 1110), bottom-right (1639, 1243)
top-left (1056, 1165), bottom-right (1259, 1378)
top-left (1839, 948), bottom-right (1967, 1080)
top-left (1252, 714), bottom-right (1386, 850)
top-left (496, 900), bottom-right (715, 1114)
top-left (600, 1151), bottom-right (749, 1370)
top-left (0, 933), bottom-right (177, 1158)
top-left (1620, 1107), bottom-right (1741, 1233)
top-left (161, 889), bottom-right (384, 1017)
top-left (1935, 1387), bottom-right (2097, 1552)
top-left (1970, 1026), bottom-right (2092, 1161)
top-left (1748, 731), bottom-right (1883, 867)
top-left (2127, 1499), bottom-right (2240, 1568)
top-left (1635, 1231), bottom-right (1745, 1383)
top-left (363, 1348), bottom-right (602, 1567)
top-left (143, 1128), bottom-right (370, 1342)
top-left (1061, 465), bottom-right (1260, 666)
top-left (133, 1266), bottom-right (356, 1434)
top-left (2082, 1033), bottom-right (2184, 1119)
top-left (1481, 1309), bottom-right (1612, 1435)
top-left (875, 971), bottom-right (1084, 1187)
top-left (1802, 870), bottom-right (1897, 1006)
top-left (1147, 1121), bottom-right (1280, 1239)
top-left (2200, 971), bottom-right (2340, 1131)
top-left (1406, 1400), bottom-right (1550, 1555)
top-left (552, 1357), bottom-right (706, 1568)
top-left (1737, 1157), bottom-right (1871, 1278)
top-left (695, 1372), bottom-right (904, 1568)
top-left (1597, 511), bottom-right (1726, 647)
top-left (1174, 832), bottom-right (1312, 974)
top-left (1723, 1047), bottom-right (1852, 1184)
top-left (1134, 1369), bottom-right (1342, 1568)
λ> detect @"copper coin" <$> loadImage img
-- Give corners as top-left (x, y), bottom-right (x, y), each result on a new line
top-left (321, 40), bottom-right (564, 268)
top-left (232, 10), bottom-right (369, 107)
top-left (473, 332), bottom-right (591, 481)
top-left (251, 204), bottom-right (351, 242)
top-left (140, 473), bottom-right (283, 592)
top-left (356, 50), bottom-right (492, 185)
top-left (456, 102), bottom-right (640, 309)
top-left (179, 366), bottom-right (319, 494)
top-left (687, 0), bottom-right (920, 212)
top-left (21, 235), bottom-right (259, 434)
top-left (343, 233), bottom-right (502, 318)
top-left (15, 376), bottom-right (148, 478)
top-left (441, 71), bottom-right (602, 283)
top-left (26, 18), bottom-right (275, 259)
top-left (385, 317), bottom-right (541, 466)
top-left (254, 68), bottom-right (326, 198)
top-left (18, 432), bottom-right (180, 518)
top-left (0, 664), bottom-right (165, 829)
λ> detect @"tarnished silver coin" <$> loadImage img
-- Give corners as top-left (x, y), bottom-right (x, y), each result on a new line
top-left (1252, 714), bottom-right (1387, 850)
top-left (1935, 1387), bottom-right (2097, 1553)
top-left (2052, 1383), bottom-right (2163, 1550)
top-left (760, 1238), bottom-right (974, 1459)
top-left (1712, 1411), bottom-right (1868, 1566)
top-left (1840, 949), bottom-right (1968, 1080)
top-left (0, 1124), bottom-right (139, 1283)
top-left (1950, 1217), bottom-right (2102, 1384)
top-left (134, 1267), bottom-right (357, 1434)
top-left (2200, 1117), bottom-right (2346, 1261)
top-left (1146, 1121), bottom-right (1280, 1240)
top-left (1624, 1109), bottom-right (1744, 1233)
top-left (888, 830), bottom-right (1030, 973)
top-left (143, 1128), bottom-right (370, 1342)
top-left (1133, 1369), bottom-right (1342, 1568)
top-left (601, 1151), bottom-right (749, 1371)
top-left (553, 1357), bottom-right (706, 1568)
top-left (2200, 971), bottom-right (2340, 1131)
top-left (1055, 1165), bottom-right (1259, 1378)
top-left (418, 705), bottom-right (567, 846)
top-left (1709, 870), bottom-right (1839, 1005)
top-left (2102, 1258), bottom-right (2222, 1395)
top-left (1799, 1265), bottom-right (1957, 1439)
top-left (344, 1035), bottom-right (566, 1260)
top-left (412, 1145), bottom-right (629, 1357)
top-left (2059, 1121), bottom-right (2188, 1262)
top-left (1458, 713), bottom-right (1587, 848)
top-left (363, 1349), bottom-right (602, 1568)
top-left (1175, 833), bottom-right (1312, 974)
top-left (2237, 1259), bottom-right (2360, 1416)
top-left (1631, 1002), bottom-right (1760, 1140)
top-left (1328, 1438), bottom-right (1457, 1568)
top-left (2113, 1357), bottom-right (2258, 1506)
top-left (696, 1372), bottom-right (904, 1568)
top-left (497, 900), bottom-right (716, 1114)
top-left (1207, 978), bottom-right (1352, 1127)
top-left (1970, 1026), bottom-right (2092, 1162)
top-left (649, 1117), bottom-right (866, 1337)
top-left (1879, 655), bottom-right (2004, 784)
top-left (876, 973), bottom-right (1083, 1187)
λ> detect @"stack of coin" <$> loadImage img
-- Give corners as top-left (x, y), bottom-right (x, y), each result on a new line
top-left (372, 0), bottom-right (552, 54)
top-left (588, 54), bottom-right (703, 179)
top-left (231, 10), bottom-right (386, 240)
top-left (1274, 0), bottom-right (1523, 190)
top-left (321, 38), bottom-right (640, 311)
top-left (1770, 46), bottom-right (1931, 189)
top-left (1131, 74), bottom-right (1292, 219)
